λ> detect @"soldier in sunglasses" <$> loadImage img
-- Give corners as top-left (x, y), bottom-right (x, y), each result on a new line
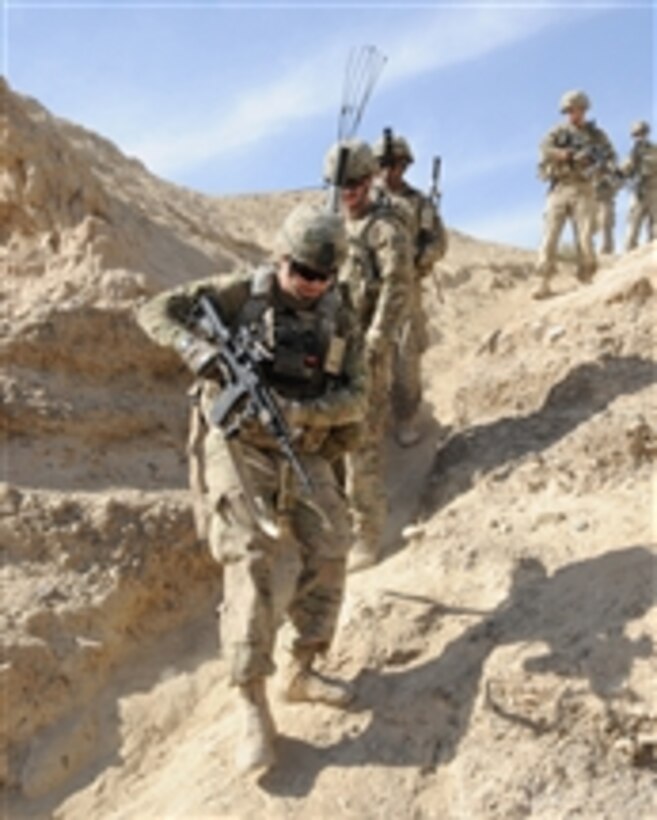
top-left (137, 204), bottom-right (366, 775)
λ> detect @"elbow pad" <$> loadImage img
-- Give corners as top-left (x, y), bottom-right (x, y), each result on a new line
top-left (175, 334), bottom-right (221, 376)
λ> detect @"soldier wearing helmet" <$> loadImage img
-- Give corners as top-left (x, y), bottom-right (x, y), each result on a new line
top-left (137, 203), bottom-right (366, 775)
top-left (372, 129), bottom-right (448, 447)
top-left (534, 90), bottom-right (616, 298)
top-left (630, 120), bottom-right (650, 139)
top-left (324, 138), bottom-right (413, 571)
top-left (621, 120), bottom-right (657, 250)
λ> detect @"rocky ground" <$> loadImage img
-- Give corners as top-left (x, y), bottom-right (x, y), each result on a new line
top-left (1, 78), bottom-right (655, 819)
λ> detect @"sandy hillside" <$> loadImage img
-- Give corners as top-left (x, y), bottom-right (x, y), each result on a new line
top-left (1, 79), bottom-right (656, 820)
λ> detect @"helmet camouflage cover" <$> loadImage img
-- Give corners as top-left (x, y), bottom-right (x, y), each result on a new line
top-left (630, 120), bottom-right (650, 137)
top-left (560, 90), bottom-right (591, 113)
top-left (372, 133), bottom-right (414, 164)
top-left (323, 139), bottom-right (376, 185)
top-left (275, 203), bottom-right (347, 272)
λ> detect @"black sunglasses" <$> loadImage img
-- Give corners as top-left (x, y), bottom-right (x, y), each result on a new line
top-left (342, 176), bottom-right (368, 190)
top-left (290, 259), bottom-right (334, 283)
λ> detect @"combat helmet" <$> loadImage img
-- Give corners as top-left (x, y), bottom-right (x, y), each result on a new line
top-left (323, 139), bottom-right (376, 186)
top-left (275, 204), bottom-right (347, 273)
top-left (372, 132), bottom-right (414, 164)
top-left (560, 90), bottom-right (590, 113)
top-left (630, 120), bottom-right (650, 138)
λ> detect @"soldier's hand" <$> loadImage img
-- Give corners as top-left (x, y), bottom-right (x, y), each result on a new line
top-left (572, 150), bottom-right (591, 166)
top-left (278, 398), bottom-right (312, 429)
top-left (365, 327), bottom-right (384, 360)
top-left (554, 148), bottom-right (572, 163)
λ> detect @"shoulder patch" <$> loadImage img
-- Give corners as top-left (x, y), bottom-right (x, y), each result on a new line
top-left (250, 264), bottom-right (276, 297)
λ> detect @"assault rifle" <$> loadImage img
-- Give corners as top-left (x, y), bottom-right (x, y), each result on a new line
top-left (429, 156), bottom-right (442, 210)
top-left (416, 155), bottom-right (442, 264)
top-left (554, 127), bottom-right (613, 177)
top-left (379, 126), bottom-right (396, 168)
top-left (192, 294), bottom-right (313, 496)
top-left (327, 143), bottom-right (350, 213)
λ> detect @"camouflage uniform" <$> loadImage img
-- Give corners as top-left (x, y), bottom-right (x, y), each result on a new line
top-left (343, 203), bottom-right (412, 560)
top-left (594, 172), bottom-right (621, 254)
top-left (136, 205), bottom-right (365, 773)
top-left (372, 134), bottom-right (447, 436)
top-left (622, 121), bottom-right (657, 250)
top-left (535, 91), bottom-right (616, 297)
top-left (324, 140), bottom-right (414, 567)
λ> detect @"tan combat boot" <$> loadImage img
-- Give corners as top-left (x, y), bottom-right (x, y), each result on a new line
top-left (235, 678), bottom-right (277, 775)
top-left (347, 538), bottom-right (379, 573)
top-left (576, 264), bottom-right (595, 284)
top-left (282, 649), bottom-right (353, 708)
top-left (532, 279), bottom-right (554, 300)
top-left (395, 418), bottom-right (422, 448)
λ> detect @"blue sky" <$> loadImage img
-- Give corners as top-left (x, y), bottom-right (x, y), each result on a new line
top-left (2, 1), bottom-right (655, 249)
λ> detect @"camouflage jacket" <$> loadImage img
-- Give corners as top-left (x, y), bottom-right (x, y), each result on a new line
top-left (595, 169), bottom-right (623, 200)
top-left (137, 266), bottom-right (366, 448)
top-left (340, 201), bottom-right (413, 348)
top-left (539, 121), bottom-right (616, 186)
top-left (372, 178), bottom-right (448, 275)
top-left (621, 139), bottom-right (657, 195)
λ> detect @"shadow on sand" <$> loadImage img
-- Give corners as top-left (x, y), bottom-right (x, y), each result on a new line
top-left (422, 355), bottom-right (657, 516)
top-left (261, 545), bottom-right (656, 796)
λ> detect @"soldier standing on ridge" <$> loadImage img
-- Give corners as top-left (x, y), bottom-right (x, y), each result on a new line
top-left (622, 120), bottom-right (657, 250)
top-left (323, 138), bottom-right (413, 572)
top-left (136, 204), bottom-right (365, 775)
top-left (371, 131), bottom-right (448, 447)
top-left (593, 162), bottom-right (622, 254)
top-left (534, 90), bottom-right (616, 299)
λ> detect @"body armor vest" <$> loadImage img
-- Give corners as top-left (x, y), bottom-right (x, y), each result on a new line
top-left (237, 266), bottom-right (347, 401)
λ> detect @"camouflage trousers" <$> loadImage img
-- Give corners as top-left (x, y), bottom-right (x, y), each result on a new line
top-left (536, 181), bottom-right (597, 283)
top-left (202, 427), bottom-right (352, 685)
top-left (595, 197), bottom-right (616, 254)
top-left (625, 190), bottom-right (657, 250)
top-left (391, 284), bottom-right (428, 424)
top-left (345, 349), bottom-right (391, 555)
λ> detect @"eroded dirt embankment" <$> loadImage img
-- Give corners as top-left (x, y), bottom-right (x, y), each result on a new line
top-left (2, 78), bottom-right (656, 819)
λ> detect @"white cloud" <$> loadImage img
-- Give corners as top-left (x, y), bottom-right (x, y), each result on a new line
top-left (127, 43), bottom-right (345, 174)
top-left (381, 6), bottom-right (560, 84)
top-left (128, 6), bottom-right (573, 176)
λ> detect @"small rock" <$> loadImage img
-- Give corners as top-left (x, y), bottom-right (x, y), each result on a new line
top-left (626, 416), bottom-right (657, 466)
top-left (402, 524), bottom-right (426, 541)
top-left (75, 636), bottom-right (103, 651)
top-left (478, 328), bottom-right (502, 355)
top-left (532, 511), bottom-right (567, 530)
top-left (0, 483), bottom-right (22, 516)
top-left (613, 737), bottom-right (633, 756)
top-left (546, 325), bottom-right (566, 342)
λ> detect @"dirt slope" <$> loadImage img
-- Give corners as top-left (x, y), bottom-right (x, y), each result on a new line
top-left (2, 80), bottom-right (655, 820)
